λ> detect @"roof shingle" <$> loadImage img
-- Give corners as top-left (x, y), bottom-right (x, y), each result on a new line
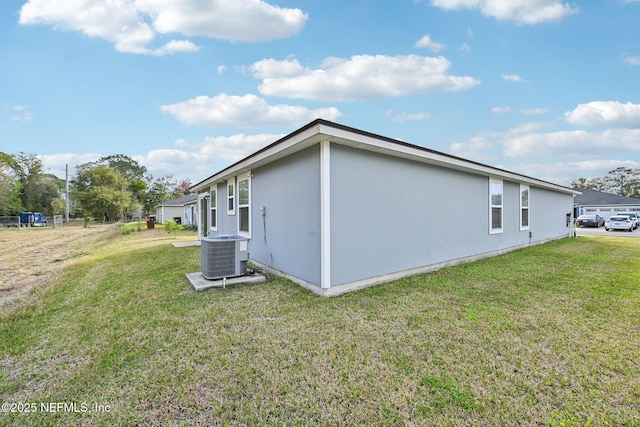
top-left (574, 187), bottom-right (640, 206)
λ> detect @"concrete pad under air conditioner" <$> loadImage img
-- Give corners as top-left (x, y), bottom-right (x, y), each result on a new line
top-left (172, 240), bottom-right (201, 247)
top-left (186, 272), bottom-right (266, 291)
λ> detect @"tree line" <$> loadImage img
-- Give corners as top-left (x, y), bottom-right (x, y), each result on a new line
top-left (570, 167), bottom-right (640, 199)
top-left (0, 152), bottom-right (192, 221)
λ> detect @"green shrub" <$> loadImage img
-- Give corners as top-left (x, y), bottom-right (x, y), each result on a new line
top-left (163, 219), bottom-right (183, 235)
top-left (83, 217), bottom-right (92, 228)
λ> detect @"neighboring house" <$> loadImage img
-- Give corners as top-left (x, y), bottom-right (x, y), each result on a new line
top-left (574, 187), bottom-right (640, 220)
top-left (156, 194), bottom-right (198, 225)
top-left (183, 196), bottom-right (198, 226)
top-left (190, 119), bottom-right (579, 296)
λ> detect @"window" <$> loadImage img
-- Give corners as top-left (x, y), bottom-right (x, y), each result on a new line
top-left (490, 178), bottom-right (503, 234)
top-left (210, 188), bottom-right (217, 231)
top-left (227, 178), bottom-right (235, 215)
top-left (238, 172), bottom-right (251, 237)
top-left (520, 185), bottom-right (529, 230)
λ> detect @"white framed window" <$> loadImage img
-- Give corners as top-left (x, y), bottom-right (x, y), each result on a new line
top-left (227, 178), bottom-right (235, 215)
top-left (237, 172), bottom-right (251, 237)
top-left (489, 178), bottom-right (503, 234)
top-left (520, 185), bottom-right (530, 231)
top-left (210, 187), bottom-right (217, 231)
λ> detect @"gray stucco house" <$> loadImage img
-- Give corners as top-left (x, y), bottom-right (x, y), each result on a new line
top-left (190, 119), bottom-right (579, 296)
top-left (156, 194), bottom-right (198, 225)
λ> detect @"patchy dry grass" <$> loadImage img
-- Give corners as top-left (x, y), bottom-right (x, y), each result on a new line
top-left (0, 224), bottom-right (112, 312)
top-left (1, 232), bottom-right (639, 425)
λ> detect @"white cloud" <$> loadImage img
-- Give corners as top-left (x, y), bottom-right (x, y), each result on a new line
top-left (459, 43), bottom-right (472, 52)
top-left (136, 149), bottom-right (200, 176)
top-left (19, 0), bottom-right (307, 55)
top-left (623, 55), bottom-right (640, 66)
top-left (150, 40), bottom-right (200, 56)
top-left (3, 104), bottom-right (34, 122)
top-left (161, 93), bottom-right (342, 127)
top-left (136, 0), bottom-right (307, 42)
top-left (137, 133), bottom-right (284, 181)
top-left (414, 35), bottom-right (445, 52)
top-left (450, 136), bottom-right (492, 159)
top-left (39, 132), bottom-right (286, 183)
top-left (501, 73), bottom-right (526, 83)
top-left (430, 0), bottom-right (578, 24)
top-left (505, 121), bottom-right (556, 135)
top-left (491, 106), bottom-right (511, 115)
top-left (249, 58), bottom-right (305, 79)
top-left (502, 128), bottom-right (640, 158)
top-left (11, 112), bottom-right (34, 123)
top-left (39, 153), bottom-right (105, 180)
top-left (446, 124), bottom-right (640, 184)
top-left (386, 111), bottom-right (432, 122)
top-left (20, 0), bottom-right (156, 54)
top-left (199, 133), bottom-right (282, 162)
top-left (253, 55), bottom-right (480, 101)
top-left (520, 108), bottom-right (549, 115)
top-left (508, 159), bottom-right (640, 185)
top-left (564, 101), bottom-right (640, 128)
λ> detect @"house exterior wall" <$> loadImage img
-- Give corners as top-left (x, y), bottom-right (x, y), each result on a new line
top-left (207, 145), bottom-right (323, 286)
top-left (328, 144), bottom-right (573, 289)
top-left (191, 120), bottom-right (577, 296)
top-left (183, 203), bottom-right (197, 225)
top-left (250, 146), bottom-right (322, 286)
top-left (216, 181), bottom-right (238, 233)
top-left (531, 187), bottom-right (574, 238)
top-left (157, 206), bottom-right (183, 224)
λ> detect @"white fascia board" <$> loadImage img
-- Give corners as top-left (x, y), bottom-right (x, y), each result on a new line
top-left (190, 124), bottom-right (323, 193)
top-left (316, 123), bottom-right (579, 196)
top-left (191, 120), bottom-right (579, 197)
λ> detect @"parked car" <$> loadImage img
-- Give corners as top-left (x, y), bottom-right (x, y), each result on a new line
top-left (576, 214), bottom-right (604, 228)
top-left (605, 215), bottom-right (634, 232)
top-left (615, 212), bottom-right (639, 229)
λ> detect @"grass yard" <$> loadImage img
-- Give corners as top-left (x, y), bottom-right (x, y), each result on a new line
top-left (1, 227), bottom-right (639, 425)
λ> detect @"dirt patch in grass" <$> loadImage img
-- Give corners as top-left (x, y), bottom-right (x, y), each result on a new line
top-left (0, 224), bottom-right (113, 312)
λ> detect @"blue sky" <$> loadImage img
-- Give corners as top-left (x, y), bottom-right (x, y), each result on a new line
top-left (1, 0), bottom-right (640, 186)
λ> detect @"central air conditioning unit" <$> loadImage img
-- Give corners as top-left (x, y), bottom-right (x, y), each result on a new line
top-left (201, 235), bottom-right (249, 280)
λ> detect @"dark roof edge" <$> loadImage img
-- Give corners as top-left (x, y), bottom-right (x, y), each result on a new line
top-left (190, 119), bottom-right (323, 190)
top-left (157, 193), bottom-right (198, 207)
top-left (190, 119), bottom-right (578, 194)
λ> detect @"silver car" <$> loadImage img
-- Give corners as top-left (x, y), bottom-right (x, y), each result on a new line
top-left (605, 215), bottom-right (634, 232)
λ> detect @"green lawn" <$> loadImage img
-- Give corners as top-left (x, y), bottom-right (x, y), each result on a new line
top-left (1, 229), bottom-right (639, 425)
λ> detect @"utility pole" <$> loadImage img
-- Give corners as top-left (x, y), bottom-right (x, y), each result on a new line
top-left (65, 164), bottom-right (70, 223)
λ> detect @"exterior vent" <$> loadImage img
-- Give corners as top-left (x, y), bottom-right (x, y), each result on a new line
top-left (201, 235), bottom-right (249, 280)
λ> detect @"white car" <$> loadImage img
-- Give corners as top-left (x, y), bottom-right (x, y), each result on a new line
top-left (615, 212), bottom-right (639, 229)
top-left (605, 215), bottom-right (634, 232)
